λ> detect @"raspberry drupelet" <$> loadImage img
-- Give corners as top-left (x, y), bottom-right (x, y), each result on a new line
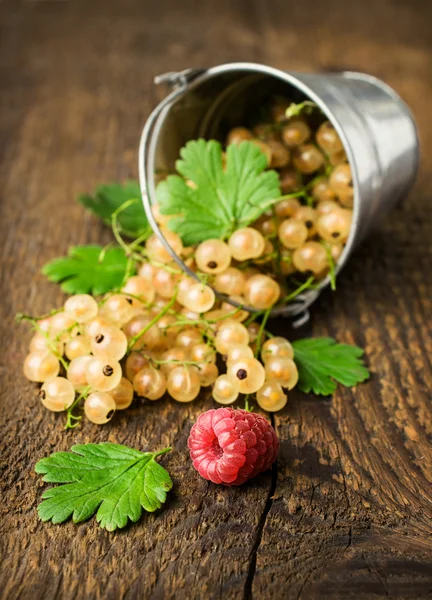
top-left (188, 407), bottom-right (279, 485)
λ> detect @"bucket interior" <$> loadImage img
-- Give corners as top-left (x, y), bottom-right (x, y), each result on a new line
top-left (153, 71), bottom-right (311, 175)
top-left (148, 67), bottom-right (350, 319)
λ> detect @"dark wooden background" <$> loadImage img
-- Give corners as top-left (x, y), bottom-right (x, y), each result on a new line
top-left (0, 1), bottom-right (431, 598)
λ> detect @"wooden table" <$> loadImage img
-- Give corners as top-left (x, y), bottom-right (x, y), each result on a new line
top-left (1, 1), bottom-right (431, 598)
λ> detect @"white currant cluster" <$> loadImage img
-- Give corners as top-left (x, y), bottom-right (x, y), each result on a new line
top-left (22, 226), bottom-right (300, 425)
top-left (222, 101), bottom-right (354, 280)
top-left (21, 99), bottom-right (354, 426)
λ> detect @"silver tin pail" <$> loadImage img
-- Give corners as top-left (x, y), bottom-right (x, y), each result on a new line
top-left (138, 62), bottom-right (419, 326)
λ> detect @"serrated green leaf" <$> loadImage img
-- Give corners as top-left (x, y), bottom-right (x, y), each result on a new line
top-left (157, 139), bottom-right (281, 245)
top-left (292, 337), bottom-right (370, 396)
top-left (78, 181), bottom-right (151, 238)
top-left (41, 245), bottom-right (132, 295)
top-left (35, 443), bottom-right (172, 531)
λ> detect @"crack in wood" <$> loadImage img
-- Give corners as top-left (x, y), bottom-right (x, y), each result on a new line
top-left (243, 416), bottom-right (278, 600)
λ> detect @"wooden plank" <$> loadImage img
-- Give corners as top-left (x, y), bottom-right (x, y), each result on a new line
top-left (0, 1), bottom-right (431, 598)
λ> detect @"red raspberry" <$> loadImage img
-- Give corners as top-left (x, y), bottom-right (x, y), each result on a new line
top-left (188, 407), bottom-right (279, 485)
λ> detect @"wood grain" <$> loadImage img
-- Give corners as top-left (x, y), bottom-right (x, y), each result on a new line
top-left (0, 0), bottom-right (431, 598)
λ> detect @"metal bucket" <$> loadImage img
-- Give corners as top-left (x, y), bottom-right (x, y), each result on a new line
top-left (138, 62), bottom-right (419, 325)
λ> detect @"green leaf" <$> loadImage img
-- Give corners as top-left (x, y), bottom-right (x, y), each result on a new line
top-left (42, 245), bottom-right (131, 295)
top-left (292, 337), bottom-right (370, 396)
top-left (157, 139), bottom-right (281, 245)
top-left (35, 443), bottom-right (172, 531)
top-left (79, 181), bottom-right (151, 238)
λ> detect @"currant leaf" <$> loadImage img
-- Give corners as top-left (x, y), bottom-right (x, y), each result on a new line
top-left (292, 337), bottom-right (370, 396)
top-left (41, 245), bottom-right (131, 295)
top-left (156, 139), bottom-right (281, 245)
top-left (35, 443), bottom-right (172, 531)
top-left (79, 181), bottom-right (151, 238)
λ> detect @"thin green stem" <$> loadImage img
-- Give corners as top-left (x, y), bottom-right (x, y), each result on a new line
top-left (283, 276), bottom-right (316, 304)
top-left (254, 308), bottom-right (272, 359)
top-left (65, 386), bottom-right (91, 430)
top-left (321, 242), bottom-right (337, 291)
top-left (127, 291), bottom-right (178, 352)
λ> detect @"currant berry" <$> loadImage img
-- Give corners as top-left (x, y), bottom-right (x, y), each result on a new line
top-left (279, 167), bottom-right (302, 193)
top-left (316, 208), bottom-right (352, 244)
top-left (267, 140), bottom-right (290, 168)
top-left (292, 144), bottom-right (325, 174)
top-left (228, 227), bottom-right (266, 261)
top-left (67, 355), bottom-right (93, 391)
top-left (226, 344), bottom-right (254, 362)
top-left (65, 335), bottom-right (91, 360)
top-left (316, 120), bottom-right (344, 154)
top-left (215, 320), bottom-right (249, 355)
top-left (138, 262), bottom-right (155, 281)
top-left (182, 283), bottom-right (215, 313)
top-left (23, 352), bottom-right (60, 383)
top-left (195, 239), bottom-right (232, 274)
top-left (167, 366), bottom-right (201, 402)
top-left (256, 382), bottom-right (287, 412)
top-left (99, 295), bottom-right (136, 327)
top-left (264, 357), bottom-right (298, 390)
top-left (133, 366), bottom-right (166, 400)
top-left (125, 352), bottom-right (149, 381)
top-left (123, 315), bottom-right (161, 350)
top-left (329, 149), bottom-right (348, 166)
top-left (196, 362), bottom-right (219, 387)
top-left (39, 377), bottom-right (75, 411)
top-left (312, 178), bottom-right (337, 202)
top-left (90, 324), bottom-right (128, 361)
top-left (176, 328), bottom-right (203, 351)
top-left (292, 241), bottom-right (329, 275)
top-left (213, 267), bottom-right (246, 296)
top-left (29, 332), bottom-right (62, 356)
top-left (256, 217), bottom-right (277, 237)
top-left (160, 347), bottom-right (190, 375)
top-left (244, 274), bottom-right (280, 310)
top-left (151, 202), bottom-right (172, 227)
top-left (84, 392), bottom-right (116, 424)
top-left (226, 127), bottom-right (254, 145)
top-left (109, 377), bottom-right (134, 410)
top-left (86, 355), bottom-right (122, 392)
top-left (177, 275), bottom-right (196, 305)
top-left (48, 312), bottom-right (77, 342)
top-left (281, 118), bottom-right (311, 147)
top-left (329, 164), bottom-right (353, 197)
top-left (64, 294), bottom-right (98, 323)
top-left (316, 200), bottom-right (340, 217)
top-left (152, 267), bottom-right (180, 299)
top-left (146, 230), bottom-right (183, 264)
top-left (295, 206), bottom-right (318, 237)
top-left (122, 275), bottom-right (156, 304)
top-left (278, 218), bottom-right (308, 249)
top-left (190, 343), bottom-right (216, 365)
top-left (221, 296), bottom-right (249, 322)
top-left (261, 337), bottom-right (294, 363)
top-left (338, 192), bottom-right (354, 209)
top-left (212, 374), bottom-right (239, 405)
top-left (331, 244), bottom-right (344, 262)
top-left (227, 357), bottom-right (265, 394)
top-left (275, 198), bottom-right (300, 220)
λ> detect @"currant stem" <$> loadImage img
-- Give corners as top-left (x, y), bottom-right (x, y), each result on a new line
top-left (254, 308), bottom-right (272, 359)
top-left (65, 386), bottom-right (91, 430)
top-left (127, 291), bottom-right (178, 352)
top-left (283, 276), bottom-right (316, 304)
top-left (321, 241), bottom-right (337, 291)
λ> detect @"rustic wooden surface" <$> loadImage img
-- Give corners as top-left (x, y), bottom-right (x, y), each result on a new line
top-left (0, 0), bottom-right (431, 598)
